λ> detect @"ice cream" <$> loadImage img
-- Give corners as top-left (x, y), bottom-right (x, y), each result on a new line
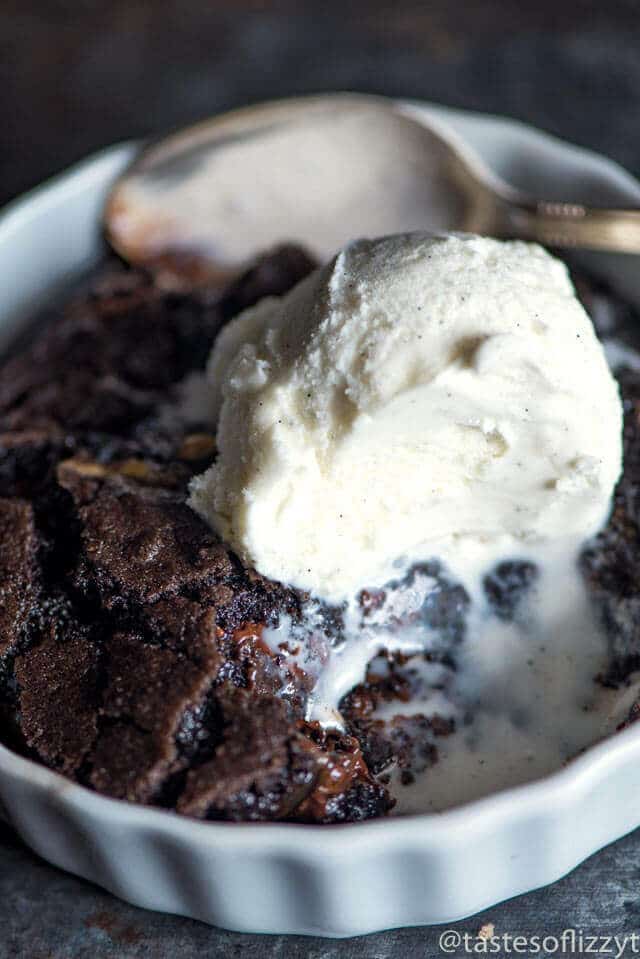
top-left (189, 232), bottom-right (622, 604)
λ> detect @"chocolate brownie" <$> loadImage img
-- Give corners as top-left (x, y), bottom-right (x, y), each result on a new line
top-left (1, 247), bottom-right (639, 822)
top-left (0, 498), bottom-right (40, 661)
top-left (0, 248), bottom-right (394, 822)
top-left (582, 374), bottom-right (640, 684)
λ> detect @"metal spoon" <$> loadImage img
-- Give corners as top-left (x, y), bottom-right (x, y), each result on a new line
top-left (105, 93), bottom-right (640, 284)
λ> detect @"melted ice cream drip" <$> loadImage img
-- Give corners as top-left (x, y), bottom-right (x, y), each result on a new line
top-left (263, 539), bottom-right (638, 814)
top-left (264, 563), bottom-right (468, 728)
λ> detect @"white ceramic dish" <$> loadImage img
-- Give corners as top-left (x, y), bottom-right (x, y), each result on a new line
top-left (1, 99), bottom-right (640, 938)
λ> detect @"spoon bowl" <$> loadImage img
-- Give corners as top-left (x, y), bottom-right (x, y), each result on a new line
top-left (106, 93), bottom-right (640, 285)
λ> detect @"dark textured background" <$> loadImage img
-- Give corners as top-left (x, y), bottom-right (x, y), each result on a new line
top-left (2, 1), bottom-right (640, 955)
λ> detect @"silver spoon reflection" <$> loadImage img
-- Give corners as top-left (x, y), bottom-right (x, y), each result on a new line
top-left (105, 93), bottom-right (640, 285)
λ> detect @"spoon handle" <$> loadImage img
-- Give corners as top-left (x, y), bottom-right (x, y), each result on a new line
top-left (497, 194), bottom-right (640, 254)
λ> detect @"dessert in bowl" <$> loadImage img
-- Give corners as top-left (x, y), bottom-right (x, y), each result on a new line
top-left (2, 99), bottom-right (640, 935)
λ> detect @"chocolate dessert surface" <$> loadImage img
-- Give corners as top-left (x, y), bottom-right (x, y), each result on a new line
top-left (1, 246), bottom-right (639, 823)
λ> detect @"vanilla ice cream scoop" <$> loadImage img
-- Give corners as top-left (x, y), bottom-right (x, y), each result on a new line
top-left (189, 233), bottom-right (622, 602)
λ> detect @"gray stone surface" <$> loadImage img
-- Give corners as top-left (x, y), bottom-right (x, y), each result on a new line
top-left (2, 1), bottom-right (640, 955)
top-left (2, 0), bottom-right (640, 208)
